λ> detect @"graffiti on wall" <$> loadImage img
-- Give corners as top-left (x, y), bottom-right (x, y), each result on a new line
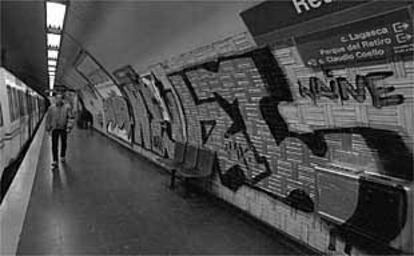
top-left (113, 66), bottom-right (184, 157)
top-left (274, 42), bottom-right (413, 252)
top-left (165, 45), bottom-right (414, 253)
top-left (168, 48), bottom-right (326, 201)
top-left (297, 71), bottom-right (404, 108)
top-left (70, 1), bottom-right (413, 253)
top-left (75, 50), bottom-right (133, 141)
top-left (168, 45), bottom-right (413, 209)
top-left (95, 81), bottom-right (132, 142)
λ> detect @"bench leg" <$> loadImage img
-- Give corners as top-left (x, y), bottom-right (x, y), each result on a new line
top-left (170, 169), bottom-right (176, 189)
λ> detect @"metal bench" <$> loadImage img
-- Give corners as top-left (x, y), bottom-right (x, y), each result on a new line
top-left (171, 147), bottom-right (216, 192)
top-left (158, 141), bottom-right (186, 173)
top-left (170, 144), bottom-right (198, 189)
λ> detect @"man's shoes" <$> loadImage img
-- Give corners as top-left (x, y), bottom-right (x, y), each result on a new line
top-left (61, 157), bottom-right (66, 163)
top-left (51, 162), bottom-right (58, 169)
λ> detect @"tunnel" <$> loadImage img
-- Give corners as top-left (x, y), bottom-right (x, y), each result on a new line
top-left (1, 0), bottom-right (413, 255)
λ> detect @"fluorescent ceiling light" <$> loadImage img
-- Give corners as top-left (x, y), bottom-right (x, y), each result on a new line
top-left (49, 66), bottom-right (56, 71)
top-left (46, 2), bottom-right (66, 30)
top-left (49, 77), bottom-right (55, 89)
top-left (48, 49), bottom-right (59, 59)
top-left (47, 33), bottom-right (61, 48)
top-left (48, 60), bottom-right (57, 66)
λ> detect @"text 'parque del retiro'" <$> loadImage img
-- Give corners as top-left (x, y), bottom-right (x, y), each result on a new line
top-left (319, 27), bottom-right (392, 63)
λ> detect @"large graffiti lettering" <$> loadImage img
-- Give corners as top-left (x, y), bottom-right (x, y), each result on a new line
top-left (102, 92), bottom-right (132, 142)
top-left (168, 48), bottom-right (292, 191)
top-left (113, 66), bottom-right (183, 157)
top-left (168, 45), bottom-right (413, 226)
top-left (75, 51), bottom-right (133, 142)
top-left (298, 71), bottom-right (404, 108)
top-left (75, 37), bottom-right (414, 253)
top-left (200, 120), bottom-right (216, 145)
top-left (122, 80), bottom-right (152, 149)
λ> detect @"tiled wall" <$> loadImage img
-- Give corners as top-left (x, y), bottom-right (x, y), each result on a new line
top-left (80, 24), bottom-right (413, 256)
top-left (161, 34), bottom-right (414, 254)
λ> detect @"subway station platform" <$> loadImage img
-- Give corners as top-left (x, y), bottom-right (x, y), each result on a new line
top-left (12, 125), bottom-right (314, 255)
top-left (2, 1), bottom-right (414, 255)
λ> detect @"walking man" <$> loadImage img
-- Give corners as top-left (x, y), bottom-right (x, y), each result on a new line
top-left (46, 93), bottom-right (73, 168)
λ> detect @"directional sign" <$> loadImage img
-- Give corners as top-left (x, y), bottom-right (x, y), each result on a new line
top-left (295, 8), bottom-right (413, 68)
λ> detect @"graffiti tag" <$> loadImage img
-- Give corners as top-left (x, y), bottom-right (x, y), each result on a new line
top-left (298, 71), bottom-right (404, 108)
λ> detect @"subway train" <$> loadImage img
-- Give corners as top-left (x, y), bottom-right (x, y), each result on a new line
top-left (0, 67), bottom-right (46, 179)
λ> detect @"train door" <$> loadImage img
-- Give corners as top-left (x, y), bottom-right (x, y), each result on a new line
top-left (4, 84), bottom-right (16, 165)
top-left (26, 91), bottom-right (32, 139)
top-left (6, 86), bottom-right (17, 161)
top-left (17, 89), bottom-right (26, 149)
top-left (32, 97), bottom-right (37, 133)
top-left (35, 97), bottom-right (40, 126)
top-left (0, 100), bottom-right (5, 178)
top-left (0, 69), bottom-right (10, 175)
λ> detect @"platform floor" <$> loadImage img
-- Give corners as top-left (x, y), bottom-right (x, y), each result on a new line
top-left (16, 128), bottom-right (314, 255)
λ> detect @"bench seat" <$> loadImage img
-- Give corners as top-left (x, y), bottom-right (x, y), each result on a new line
top-left (171, 147), bottom-right (216, 191)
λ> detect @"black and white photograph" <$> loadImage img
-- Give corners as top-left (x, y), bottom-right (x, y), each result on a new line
top-left (0, 0), bottom-right (413, 255)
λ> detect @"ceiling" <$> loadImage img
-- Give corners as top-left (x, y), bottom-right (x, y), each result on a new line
top-left (1, 0), bottom-right (257, 95)
top-left (1, 0), bottom-right (48, 96)
top-left (58, 1), bottom-right (256, 90)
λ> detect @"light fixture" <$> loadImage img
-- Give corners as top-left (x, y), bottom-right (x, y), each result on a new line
top-left (48, 49), bottom-right (59, 59)
top-left (46, 2), bottom-right (66, 31)
top-left (48, 60), bottom-right (57, 66)
top-left (47, 33), bottom-right (61, 48)
top-left (49, 76), bottom-right (55, 90)
top-left (46, 1), bottom-right (67, 93)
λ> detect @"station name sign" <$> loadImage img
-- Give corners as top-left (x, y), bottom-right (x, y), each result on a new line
top-left (292, 0), bottom-right (333, 15)
top-left (295, 8), bottom-right (413, 68)
top-left (240, 0), bottom-right (369, 39)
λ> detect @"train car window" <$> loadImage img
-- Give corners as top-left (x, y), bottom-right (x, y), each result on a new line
top-left (19, 90), bottom-right (24, 116)
top-left (0, 101), bottom-right (3, 127)
top-left (29, 95), bottom-right (33, 114)
top-left (11, 88), bottom-right (16, 121)
top-left (13, 88), bottom-right (20, 120)
top-left (7, 85), bottom-right (14, 121)
top-left (26, 93), bottom-right (30, 115)
top-left (22, 91), bottom-right (26, 116)
top-left (23, 92), bottom-right (27, 116)
top-left (32, 97), bottom-right (35, 114)
top-left (23, 91), bottom-right (26, 116)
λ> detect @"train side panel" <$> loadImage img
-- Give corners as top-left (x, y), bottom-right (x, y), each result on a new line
top-left (0, 67), bottom-right (46, 179)
top-left (0, 68), bottom-right (7, 178)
